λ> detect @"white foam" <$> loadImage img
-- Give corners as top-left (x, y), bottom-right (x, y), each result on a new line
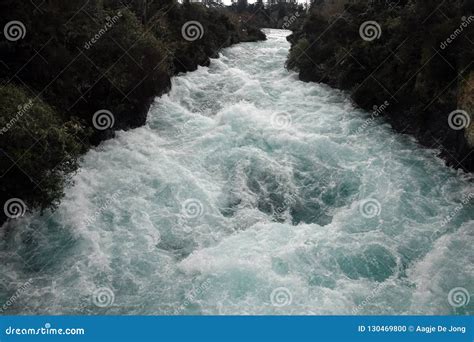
top-left (1, 29), bottom-right (472, 315)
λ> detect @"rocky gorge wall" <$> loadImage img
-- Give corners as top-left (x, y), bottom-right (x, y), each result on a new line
top-left (0, 0), bottom-right (265, 225)
top-left (287, 0), bottom-right (474, 172)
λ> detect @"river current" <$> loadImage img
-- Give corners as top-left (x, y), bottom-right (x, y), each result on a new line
top-left (1, 29), bottom-right (472, 315)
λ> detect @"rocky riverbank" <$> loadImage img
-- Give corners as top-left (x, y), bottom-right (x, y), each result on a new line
top-left (0, 1), bottom-right (265, 225)
top-left (287, 0), bottom-right (473, 172)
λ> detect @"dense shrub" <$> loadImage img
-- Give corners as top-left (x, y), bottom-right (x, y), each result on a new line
top-left (287, 0), bottom-right (473, 171)
top-left (0, 85), bottom-right (88, 222)
top-left (0, 0), bottom-right (265, 225)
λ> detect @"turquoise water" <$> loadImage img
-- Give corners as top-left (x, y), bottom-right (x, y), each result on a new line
top-left (0, 29), bottom-right (473, 315)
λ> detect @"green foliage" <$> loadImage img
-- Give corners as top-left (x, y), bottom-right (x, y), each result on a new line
top-left (289, 0), bottom-right (472, 109)
top-left (287, 0), bottom-right (473, 170)
top-left (229, 2), bottom-right (306, 30)
top-left (287, 38), bottom-right (310, 71)
top-left (0, 85), bottom-right (89, 221)
top-left (149, 4), bottom-right (265, 73)
top-left (0, 0), bottom-right (265, 224)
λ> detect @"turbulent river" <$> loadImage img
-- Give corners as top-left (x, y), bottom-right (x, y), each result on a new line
top-left (1, 29), bottom-right (473, 315)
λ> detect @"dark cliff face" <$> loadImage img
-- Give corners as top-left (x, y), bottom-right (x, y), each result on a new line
top-left (0, 0), bottom-right (265, 225)
top-left (286, 0), bottom-right (474, 172)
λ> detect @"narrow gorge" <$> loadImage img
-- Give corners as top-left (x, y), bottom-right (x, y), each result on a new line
top-left (1, 30), bottom-right (472, 315)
